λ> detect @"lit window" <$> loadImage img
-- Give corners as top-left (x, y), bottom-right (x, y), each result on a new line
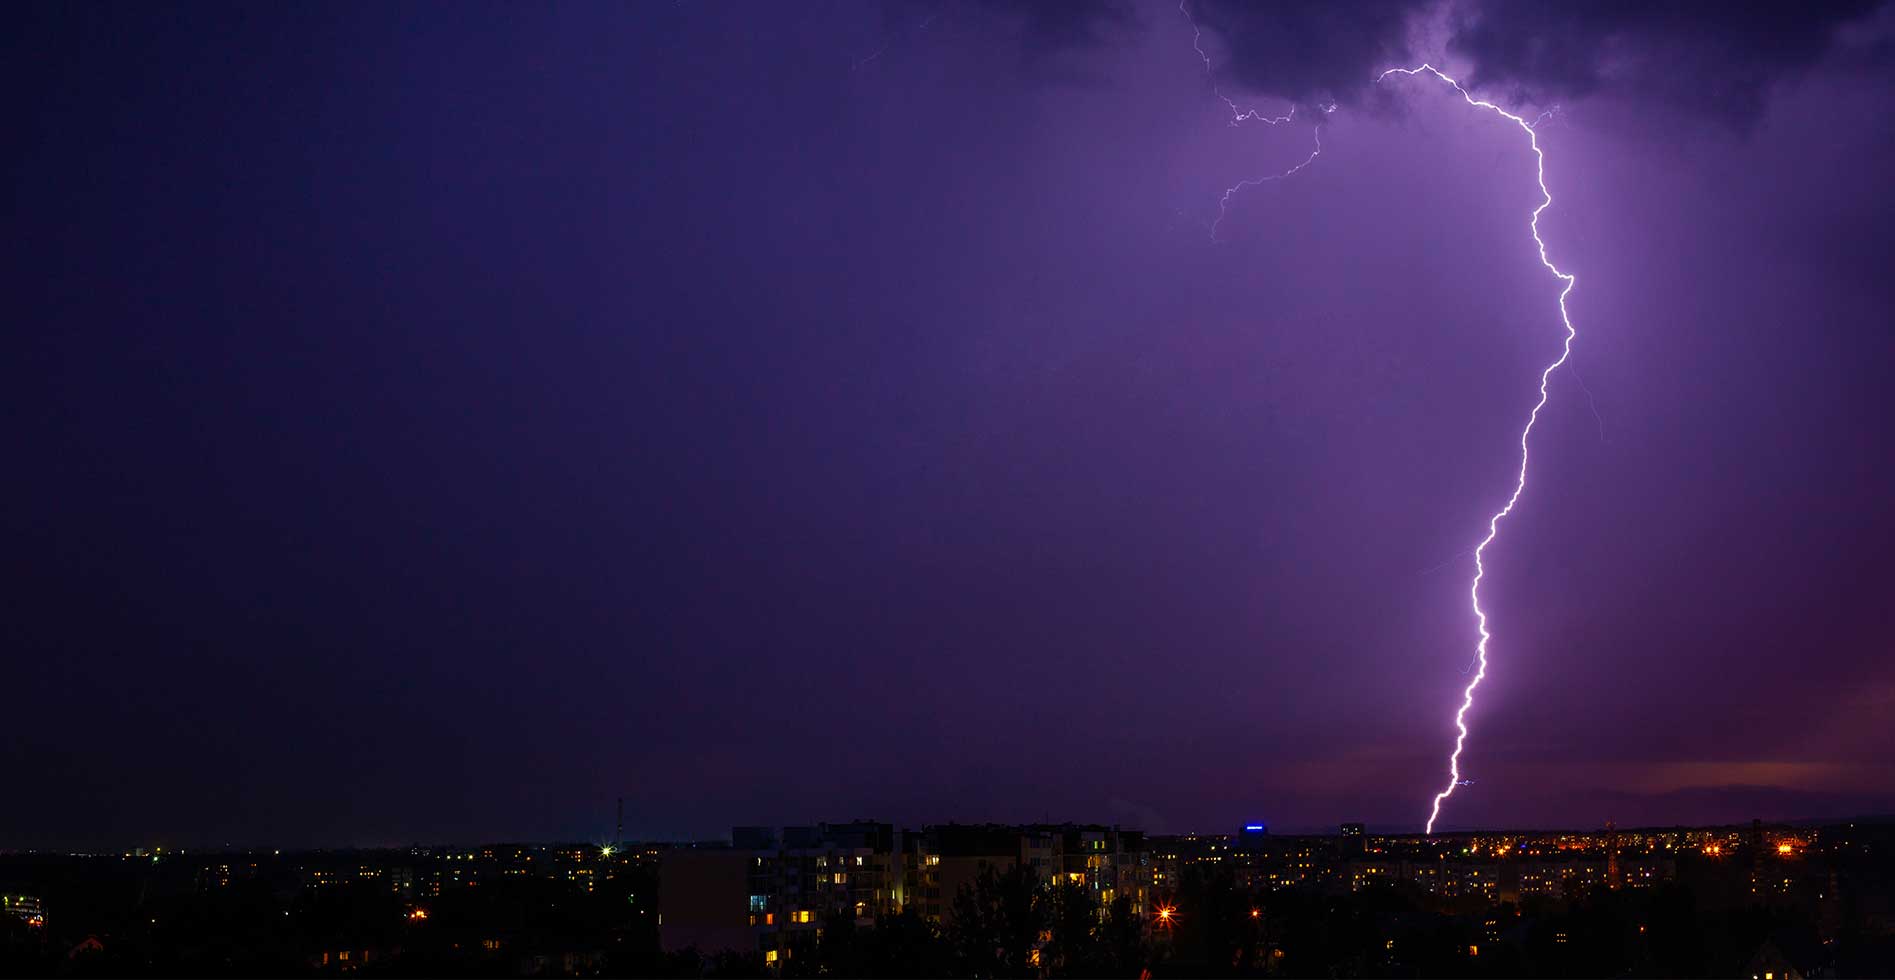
top-left (834, 873), bottom-right (847, 884)
top-left (765, 950), bottom-right (778, 964)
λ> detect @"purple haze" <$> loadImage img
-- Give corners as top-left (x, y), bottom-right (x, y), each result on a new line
top-left (3, 0), bottom-right (1892, 847)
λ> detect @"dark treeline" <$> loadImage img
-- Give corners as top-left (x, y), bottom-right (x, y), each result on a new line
top-left (0, 856), bottom-right (659, 978)
top-left (687, 863), bottom-right (1892, 978)
top-left (6, 858), bottom-right (1894, 977)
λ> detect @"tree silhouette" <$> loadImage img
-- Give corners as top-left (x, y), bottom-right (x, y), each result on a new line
top-left (948, 864), bottom-right (1043, 978)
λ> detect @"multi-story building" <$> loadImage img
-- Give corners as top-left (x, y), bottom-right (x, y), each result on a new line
top-left (0, 894), bottom-right (44, 929)
top-left (658, 819), bottom-right (1824, 970)
top-left (660, 822), bottom-right (909, 966)
top-left (660, 822), bottom-right (1151, 966)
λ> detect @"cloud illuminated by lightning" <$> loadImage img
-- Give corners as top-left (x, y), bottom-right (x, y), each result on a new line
top-left (1374, 64), bottom-right (1577, 835)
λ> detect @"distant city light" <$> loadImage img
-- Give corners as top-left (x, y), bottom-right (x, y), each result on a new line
top-left (1777, 843), bottom-right (1794, 855)
top-left (1156, 905), bottom-right (1176, 924)
top-left (1244, 825), bottom-right (1264, 831)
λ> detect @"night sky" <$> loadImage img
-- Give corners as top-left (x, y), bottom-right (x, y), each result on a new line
top-left (6, 1), bottom-right (1893, 850)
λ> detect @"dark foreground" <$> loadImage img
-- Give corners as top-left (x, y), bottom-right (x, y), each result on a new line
top-left (5, 821), bottom-right (1895, 977)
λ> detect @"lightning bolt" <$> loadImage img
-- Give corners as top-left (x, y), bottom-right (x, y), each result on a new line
top-left (1176, 8), bottom-right (1578, 831)
top-left (1375, 65), bottom-right (1577, 835)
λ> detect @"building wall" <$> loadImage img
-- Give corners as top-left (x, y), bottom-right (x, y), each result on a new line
top-left (658, 850), bottom-right (751, 954)
top-left (933, 855), bottom-right (1018, 924)
top-left (660, 824), bottom-right (1153, 954)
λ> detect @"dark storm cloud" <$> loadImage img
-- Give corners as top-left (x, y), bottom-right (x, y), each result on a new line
top-left (1186, 0), bottom-right (1885, 120)
top-left (879, 0), bottom-right (1135, 51)
top-left (1188, 0), bottom-right (1422, 105)
top-left (1447, 0), bottom-right (1887, 123)
top-left (973, 0), bottom-right (1134, 49)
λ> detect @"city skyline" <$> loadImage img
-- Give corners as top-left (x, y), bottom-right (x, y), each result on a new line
top-left (18, 809), bottom-right (1895, 857)
top-left (10, 815), bottom-right (1881, 976)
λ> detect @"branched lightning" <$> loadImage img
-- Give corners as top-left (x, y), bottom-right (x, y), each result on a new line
top-left (1375, 64), bottom-right (1577, 835)
top-left (1212, 125), bottom-right (1326, 241)
top-left (1179, 0), bottom-right (1328, 241)
top-left (1181, 0), bottom-right (1296, 127)
top-left (1176, 8), bottom-right (1578, 833)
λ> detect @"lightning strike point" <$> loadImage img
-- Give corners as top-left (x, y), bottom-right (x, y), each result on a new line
top-left (1376, 65), bottom-right (1578, 835)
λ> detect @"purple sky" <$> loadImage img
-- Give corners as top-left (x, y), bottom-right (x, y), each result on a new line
top-left (5, 1), bottom-right (1893, 848)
